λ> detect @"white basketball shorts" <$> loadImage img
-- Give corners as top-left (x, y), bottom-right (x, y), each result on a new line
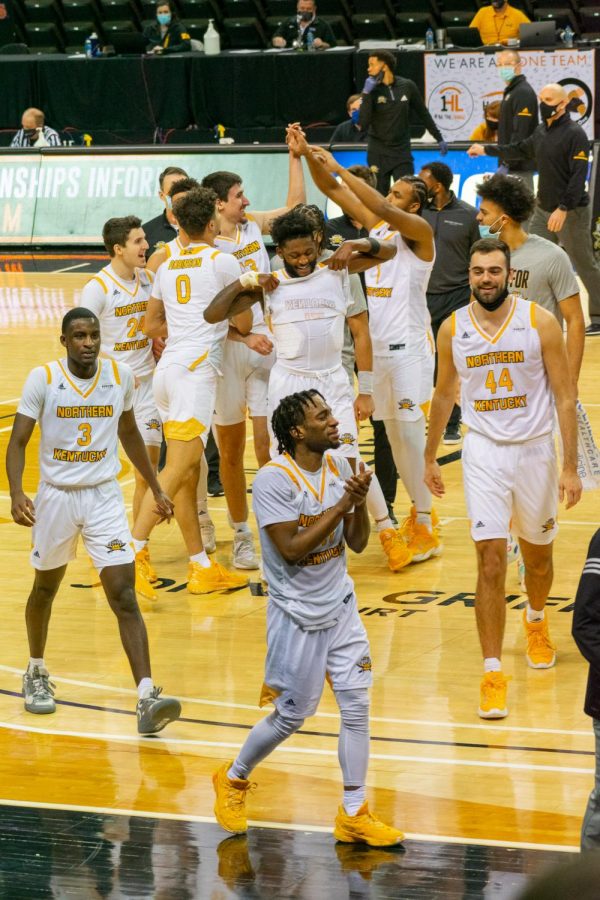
top-left (133, 373), bottom-right (162, 448)
top-left (153, 359), bottom-right (217, 446)
top-left (372, 348), bottom-right (434, 422)
top-left (213, 340), bottom-right (274, 426)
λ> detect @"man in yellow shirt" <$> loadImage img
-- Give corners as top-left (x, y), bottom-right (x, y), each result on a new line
top-left (470, 0), bottom-right (530, 45)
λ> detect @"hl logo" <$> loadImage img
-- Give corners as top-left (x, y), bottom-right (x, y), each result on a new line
top-left (542, 518), bottom-right (556, 533)
top-left (356, 656), bottom-right (372, 673)
top-left (145, 418), bottom-right (161, 431)
top-left (106, 538), bottom-right (127, 553)
top-left (440, 89), bottom-right (464, 114)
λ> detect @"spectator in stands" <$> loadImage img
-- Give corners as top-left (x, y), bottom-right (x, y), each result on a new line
top-left (0, 0), bottom-right (16, 48)
top-left (468, 82), bottom-right (600, 336)
top-left (272, 0), bottom-right (336, 49)
top-left (330, 95), bottom-right (367, 145)
top-left (358, 49), bottom-right (447, 195)
top-left (419, 160), bottom-right (480, 444)
top-left (469, 0), bottom-right (530, 46)
top-left (494, 49), bottom-right (538, 190)
top-left (572, 528), bottom-right (600, 850)
top-left (142, 166), bottom-right (188, 259)
top-left (11, 108), bottom-right (61, 148)
top-left (144, 1), bottom-right (191, 54)
top-left (469, 100), bottom-right (502, 142)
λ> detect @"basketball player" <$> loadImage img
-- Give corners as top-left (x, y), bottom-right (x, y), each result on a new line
top-left (133, 188), bottom-right (249, 598)
top-left (424, 239), bottom-right (581, 718)
top-left (200, 158), bottom-right (305, 569)
top-left (288, 127), bottom-right (441, 567)
top-left (212, 390), bottom-right (404, 846)
top-left (6, 308), bottom-right (181, 734)
top-left (80, 217), bottom-right (161, 576)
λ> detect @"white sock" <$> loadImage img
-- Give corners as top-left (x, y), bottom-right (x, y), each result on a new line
top-left (375, 516), bottom-right (394, 532)
top-left (527, 604), bottom-right (545, 623)
top-left (133, 539), bottom-right (147, 554)
top-left (484, 657), bottom-right (502, 673)
top-left (232, 521), bottom-right (251, 534)
top-left (28, 657), bottom-right (45, 673)
top-left (137, 677), bottom-right (153, 700)
top-left (190, 550), bottom-right (211, 568)
top-left (416, 511), bottom-right (432, 529)
top-left (343, 786), bottom-right (366, 815)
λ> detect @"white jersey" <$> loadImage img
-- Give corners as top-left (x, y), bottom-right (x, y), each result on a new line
top-left (452, 297), bottom-right (554, 443)
top-left (214, 215), bottom-right (270, 334)
top-left (81, 265), bottom-right (155, 377)
top-left (252, 452), bottom-right (354, 628)
top-left (17, 358), bottom-right (134, 487)
top-left (365, 220), bottom-right (434, 356)
top-left (266, 263), bottom-right (352, 372)
top-left (152, 240), bottom-right (240, 370)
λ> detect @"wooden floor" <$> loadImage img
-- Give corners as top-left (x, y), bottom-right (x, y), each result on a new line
top-left (1, 272), bottom-right (599, 868)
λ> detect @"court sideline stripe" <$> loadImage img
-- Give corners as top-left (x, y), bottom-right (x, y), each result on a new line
top-left (0, 687), bottom-right (592, 758)
top-left (0, 664), bottom-right (591, 737)
top-left (0, 797), bottom-right (579, 854)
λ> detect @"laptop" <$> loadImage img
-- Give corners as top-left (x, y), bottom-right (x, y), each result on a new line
top-left (446, 26), bottom-right (483, 48)
top-left (109, 32), bottom-right (148, 55)
top-left (519, 20), bottom-right (557, 48)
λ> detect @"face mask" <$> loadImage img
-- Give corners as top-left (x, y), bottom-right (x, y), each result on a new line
top-left (24, 128), bottom-right (39, 140)
top-left (499, 66), bottom-right (515, 83)
top-left (298, 10), bottom-right (313, 21)
top-left (485, 119), bottom-right (499, 131)
top-left (491, 0), bottom-right (505, 9)
top-left (350, 109), bottom-right (360, 125)
top-left (478, 215), bottom-right (504, 239)
top-left (157, 12), bottom-right (171, 25)
top-left (540, 101), bottom-right (560, 120)
top-left (474, 284), bottom-right (509, 311)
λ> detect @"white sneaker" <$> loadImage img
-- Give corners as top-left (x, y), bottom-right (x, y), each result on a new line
top-left (200, 516), bottom-right (216, 554)
top-left (233, 531), bottom-right (259, 570)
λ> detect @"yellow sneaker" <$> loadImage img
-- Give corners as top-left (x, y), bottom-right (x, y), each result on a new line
top-left (333, 802), bottom-right (404, 847)
top-left (478, 672), bottom-right (509, 719)
top-left (407, 522), bottom-right (442, 563)
top-left (187, 560), bottom-right (249, 594)
top-left (137, 545), bottom-right (157, 583)
top-left (523, 611), bottom-right (556, 669)
top-left (399, 505), bottom-right (441, 543)
top-left (217, 836), bottom-right (255, 888)
top-left (212, 760), bottom-right (254, 834)
top-left (135, 552), bottom-right (157, 600)
top-left (379, 528), bottom-right (412, 572)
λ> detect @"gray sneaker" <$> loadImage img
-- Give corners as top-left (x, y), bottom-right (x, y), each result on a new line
top-left (136, 687), bottom-right (181, 735)
top-left (23, 666), bottom-right (56, 715)
top-left (233, 532), bottom-right (259, 570)
top-left (200, 516), bottom-right (217, 554)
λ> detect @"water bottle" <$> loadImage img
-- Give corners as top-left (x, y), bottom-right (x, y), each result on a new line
top-left (562, 25), bottom-right (574, 48)
top-left (204, 19), bottom-right (221, 55)
top-left (425, 27), bottom-right (434, 50)
top-left (306, 29), bottom-right (315, 51)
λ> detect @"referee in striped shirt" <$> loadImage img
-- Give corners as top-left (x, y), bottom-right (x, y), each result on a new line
top-left (11, 108), bottom-right (61, 148)
top-left (573, 528), bottom-right (600, 849)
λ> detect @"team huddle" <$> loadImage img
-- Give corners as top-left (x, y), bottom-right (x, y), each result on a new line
top-left (6, 124), bottom-right (582, 845)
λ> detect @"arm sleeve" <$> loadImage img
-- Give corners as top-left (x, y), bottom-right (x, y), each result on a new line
top-left (409, 81), bottom-right (443, 142)
top-left (252, 468), bottom-right (299, 527)
top-left (213, 252), bottom-right (244, 290)
top-left (80, 279), bottom-right (107, 319)
top-left (151, 268), bottom-right (163, 301)
top-left (549, 246), bottom-right (580, 302)
top-left (17, 367), bottom-right (48, 421)
top-left (560, 133), bottom-right (590, 210)
top-left (572, 531), bottom-right (600, 670)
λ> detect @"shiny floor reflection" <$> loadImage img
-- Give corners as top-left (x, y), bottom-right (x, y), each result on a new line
top-left (0, 804), bottom-right (576, 899)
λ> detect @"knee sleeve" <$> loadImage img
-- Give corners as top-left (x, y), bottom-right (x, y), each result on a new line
top-left (336, 688), bottom-right (370, 734)
top-left (269, 708), bottom-right (305, 740)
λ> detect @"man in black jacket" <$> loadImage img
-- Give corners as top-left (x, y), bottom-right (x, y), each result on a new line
top-left (572, 528), bottom-right (600, 849)
top-left (272, 0), bottom-right (336, 49)
top-left (358, 49), bottom-right (448, 195)
top-left (142, 166), bottom-right (188, 259)
top-left (494, 49), bottom-right (538, 190)
top-left (468, 82), bottom-right (600, 336)
top-left (330, 95), bottom-right (367, 145)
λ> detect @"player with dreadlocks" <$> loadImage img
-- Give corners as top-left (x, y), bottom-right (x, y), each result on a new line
top-left (212, 389), bottom-right (405, 846)
top-left (288, 125), bottom-right (440, 573)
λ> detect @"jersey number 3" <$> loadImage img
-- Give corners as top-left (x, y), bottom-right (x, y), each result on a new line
top-left (77, 423), bottom-right (92, 446)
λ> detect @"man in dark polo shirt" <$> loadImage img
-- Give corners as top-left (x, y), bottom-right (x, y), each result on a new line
top-left (272, 0), bottom-right (336, 49)
top-left (468, 82), bottom-right (600, 336)
top-left (419, 161), bottom-right (480, 444)
top-left (142, 165), bottom-right (188, 260)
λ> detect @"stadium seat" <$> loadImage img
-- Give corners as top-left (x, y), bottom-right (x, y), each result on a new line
top-left (223, 16), bottom-right (267, 47)
top-left (24, 21), bottom-right (64, 50)
top-left (62, 0), bottom-right (99, 22)
top-left (390, 0), bottom-right (436, 10)
top-left (184, 17), bottom-right (211, 40)
top-left (102, 18), bottom-right (138, 32)
top-left (0, 42), bottom-right (30, 53)
top-left (179, 0), bottom-right (222, 21)
top-left (99, 0), bottom-right (139, 24)
top-left (223, 0), bottom-right (266, 19)
top-left (321, 14), bottom-right (352, 43)
top-left (64, 20), bottom-right (96, 51)
top-left (441, 10), bottom-right (474, 26)
top-left (24, 0), bottom-right (60, 24)
top-left (396, 11), bottom-right (437, 40)
top-left (533, 8), bottom-right (578, 30)
top-left (354, 0), bottom-right (395, 17)
top-left (531, 0), bottom-right (575, 8)
top-left (440, 0), bottom-right (478, 10)
top-left (579, 6), bottom-right (600, 33)
top-left (265, 14), bottom-right (285, 36)
top-left (351, 13), bottom-right (396, 39)
top-left (316, 0), bottom-right (351, 16)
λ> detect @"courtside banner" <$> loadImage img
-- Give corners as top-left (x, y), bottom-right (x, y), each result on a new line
top-left (424, 49), bottom-right (595, 141)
